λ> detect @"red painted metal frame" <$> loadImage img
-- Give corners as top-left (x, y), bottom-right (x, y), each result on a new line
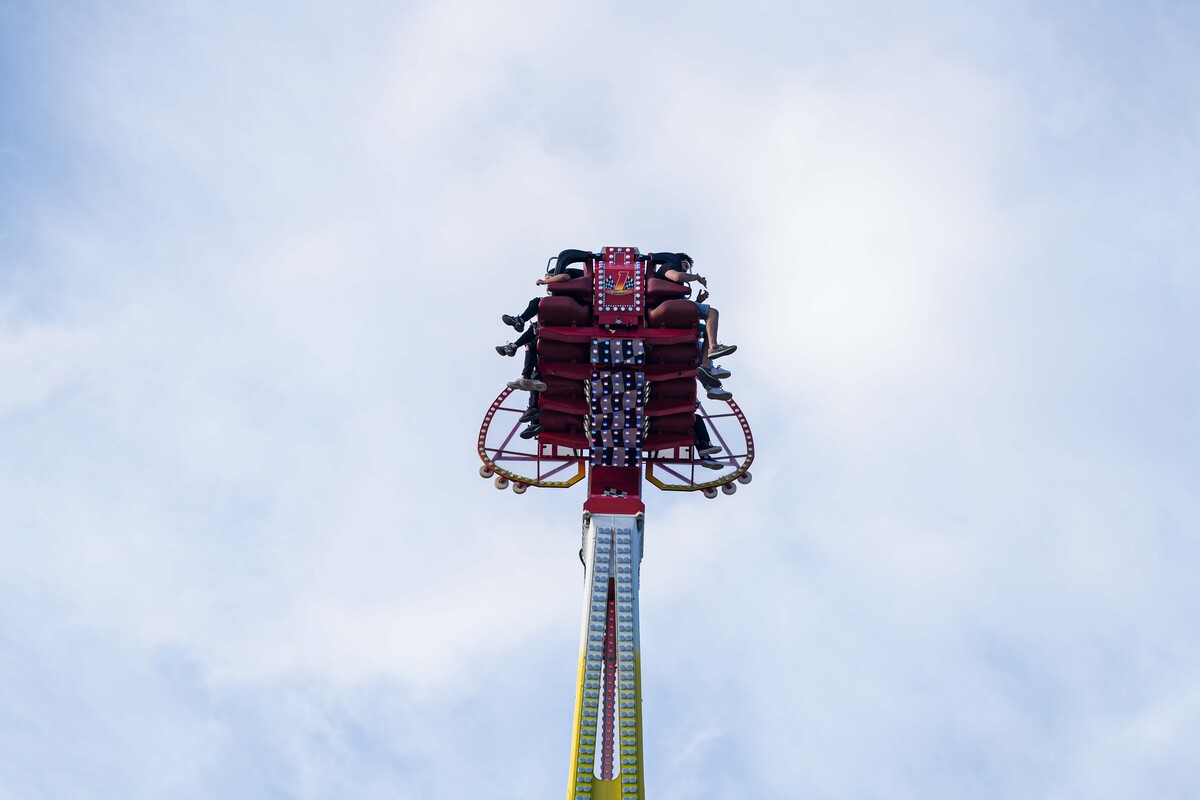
top-left (477, 388), bottom-right (587, 488)
top-left (479, 244), bottom-right (753, 501)
top-left (644, 398), bottom-right (755, 491)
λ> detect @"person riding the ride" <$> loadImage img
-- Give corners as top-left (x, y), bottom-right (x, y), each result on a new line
top-left (647, 252), bottom-right (738, 400)
top-left (499, 249), bottom-right (592, 334)
top-left (494, 249), bottom-right (596, 438)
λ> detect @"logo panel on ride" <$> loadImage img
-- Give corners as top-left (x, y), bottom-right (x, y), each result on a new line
top-left (595, 246), bottom-right (644, 325)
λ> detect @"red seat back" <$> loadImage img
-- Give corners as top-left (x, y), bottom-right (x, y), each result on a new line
top-left (649, 377), bottom-right (695, 401)
top-left (547, 275), bottom-right (595, 300)
top-left (540, 409), bottom-right (587, 434)
top-left (645, 277), bottom-right (690, 302)
top-left (538, 339), bottom-right (590, 362)
top-left (646, 299), bottom-right (699, 329)
top-left (538, 296), bottom-right (592, 327)
top-left (541, 374), bottom-right (586, 399)
top-left (645, 342), bottom-right (697, 366)
top-left (647, 411), bottom-right (694, 436)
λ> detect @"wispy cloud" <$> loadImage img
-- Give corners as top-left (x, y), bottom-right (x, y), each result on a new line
top-left (2, 2), bottom-right (1198, 798)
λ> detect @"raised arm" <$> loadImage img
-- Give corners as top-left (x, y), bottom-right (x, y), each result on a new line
top-left (662, 269), bottom-right (708, 287)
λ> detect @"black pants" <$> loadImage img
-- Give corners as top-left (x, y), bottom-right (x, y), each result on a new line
top-left (518, 297), bottom-right (540, 322)
top-left (694, 415), bottom-right (712, 448)
top-left (514, 327), bottom-right (537, 348)
top-left (521, 338), bottom-right (541, 411)
top-left (522, 345), bottom-right (537, 379)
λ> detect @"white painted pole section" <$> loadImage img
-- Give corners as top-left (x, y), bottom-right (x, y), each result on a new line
top-left (567, 512), bottom-right (645, 800)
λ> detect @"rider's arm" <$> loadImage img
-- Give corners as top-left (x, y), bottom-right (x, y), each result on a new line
top-left (665, 270), bottom-right (708, 286)
top-left (536, 273), bottom-right (574, 286)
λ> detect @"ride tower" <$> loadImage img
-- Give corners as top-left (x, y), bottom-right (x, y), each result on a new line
top-left (477, 247), bottom-right (754, 800)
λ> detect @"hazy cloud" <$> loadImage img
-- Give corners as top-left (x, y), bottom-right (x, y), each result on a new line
top-left (2, 2), bottom-right (1198, 798)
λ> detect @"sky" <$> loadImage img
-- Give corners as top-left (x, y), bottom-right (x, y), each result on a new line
top-left (1, 1), bottom-right (1199, 798)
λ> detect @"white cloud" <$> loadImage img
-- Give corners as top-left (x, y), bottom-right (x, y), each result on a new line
top-left (2, 2), bottom-right (1199, 798)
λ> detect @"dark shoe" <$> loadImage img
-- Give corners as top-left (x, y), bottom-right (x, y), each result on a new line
top-left (521, 377), bottom-right (548, 392)
top-left (502, 314), bottom-right (525, 332)
top-left (699, 456), bottom-right (723, 470)
top-left (519, 407), bottom-right (542, 423)
top-left (696, 365), bottom-right (720, 389)
top-left (519, 423), bottom-right (544, 439)
top-left (496, 342), bottom-right (517, 357)
top-left (698, 444), bottom-right (722, 456)
top-left (708, 343), bottom-right (737, 359)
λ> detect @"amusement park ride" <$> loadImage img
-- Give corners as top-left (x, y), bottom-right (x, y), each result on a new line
top-left (477, 246), bottom-right (754, 800)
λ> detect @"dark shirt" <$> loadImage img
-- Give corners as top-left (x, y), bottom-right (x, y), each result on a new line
top-left (649, 252), bottom-right (686, 281)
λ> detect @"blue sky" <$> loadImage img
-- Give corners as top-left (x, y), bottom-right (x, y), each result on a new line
top-left (2, 1), bottom-right (1199, 798)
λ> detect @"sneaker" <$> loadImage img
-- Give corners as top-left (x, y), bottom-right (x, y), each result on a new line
top-left (506, 379), bottom-right (524, 390)
top-left (495, 342), bottom-right (517, 357)
top-left (519, 407), bottom-right (542, 423)
top-left (518, 377), bottom-right (548, 392)
top-left (698, 444), bottom-right (722, 456)
top-left (699, 456), bottom-right (723, 470)
top-left (519, 423), bottom-right (544, 439)
top-left (708, 343), bottom-right (737, 359)
top-left (707, 365), bottom-right (731, 379)
top-left (706, 386), bottom-right (733, 401)
top-left (696, 365), bottom-right (721, 389)
top-left (502, 314), bottom-right (525, 332)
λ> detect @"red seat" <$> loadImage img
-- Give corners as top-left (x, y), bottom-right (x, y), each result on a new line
top-left (540, 409), bottom-right (587, 435)
top-left (646, 299), bottom-right (698, 329)
top-left (648, 411), bottom-right (694, 436)
top-left (547, 276), bottom-right (595, 300)
top-left (539, 431), bottom-right (589, 449)
top-left (539, 362), bottom-right (592, 380)
top-left (538, 296), bottom-right (592, 327)
top-left (649, 377), bottom-right (695, 401)
top-left (538, 340), bottom-right (590, 363)
top-left (644, 398), bottom-right (695, 417)
top-left (645, 277), bottom-right (690, 302)
top-left (643, 433), bottom-right (693, 451)
top-left (645, 342), bottom-right (697, 366)
top-left (541, 374), bottom-right (586, 398)
top-left (540, 396), bottom-right (589, 416)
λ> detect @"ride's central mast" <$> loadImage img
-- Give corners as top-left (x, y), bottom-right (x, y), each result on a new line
top-left (570, 513), bottom-right (645, 800)
top-left (568, 248), bottom-right (650, 799)
top-left (476, 246), bottom-right (754, 800)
